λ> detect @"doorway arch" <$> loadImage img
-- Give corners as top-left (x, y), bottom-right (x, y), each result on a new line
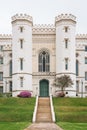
top-left (39, 79), bottom-right (49, 97)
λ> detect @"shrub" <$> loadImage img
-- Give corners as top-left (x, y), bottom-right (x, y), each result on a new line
top-left (18, 91), bottom-right (31, 98)
top-left (56, 92), bottom-right (65, 97)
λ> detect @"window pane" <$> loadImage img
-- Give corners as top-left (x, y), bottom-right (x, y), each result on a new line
top-left (0, 58), bottom-right (3, 64)
top-left (0, 86), bottom-right (3, 93)
top-left (85, 86), bottom-right (87, 91)
top-left (76, 81), bottom-right (79, 92)
top-left (85, 46), bottom-right (87, 51)
top-left (20, 39), bottom-right (23, 49)
top-left (76, 60), bottom-right (79, 76)
top-left (20, 59), bottom-right (23, 70)
top-left (9, 81), bottom-right (12, 92)
top-left (20, 27), bottom-right (23, 33)
top-left (85, 58), bottom-right (87, 64)
top-left (65, 39), bottom-right (68, 48)
top-left (65, 26), bottom-right (68, 32)
top-left (9, 60), bottom-right (12, 76)
top-left (38, 51), bottom-right (50, 72)
top-left (0, 72), bottom-right (3, 81)
top-left (20, 77), bottom-right (23, 87)
top-left (0, 46), bottom-right (3, 51)
top-left (85, 72), bottom-right (87, 80)
top-left (65, 58), bottom-right (68, 70)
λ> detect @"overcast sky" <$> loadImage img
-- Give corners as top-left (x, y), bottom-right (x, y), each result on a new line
top-left (0, 0), bottom-right (87, 34)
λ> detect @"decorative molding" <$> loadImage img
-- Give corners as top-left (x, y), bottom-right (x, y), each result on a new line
top-left (12, 73), bottom-right (32, 75)
top-left (11, 14), bottom-right (33, 23)
top-left (33, 72), bottom-right (56, 76)
top-left (56, 72), bottom-right (76, 75)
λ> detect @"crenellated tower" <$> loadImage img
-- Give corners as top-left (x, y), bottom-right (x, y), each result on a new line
top-left (12, 14), bottom-right (33, 96)
top-left (55, 14), bottom-right (76, 96)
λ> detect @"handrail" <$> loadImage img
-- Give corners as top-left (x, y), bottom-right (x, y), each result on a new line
top-left (32, 95), bottom-right (38, 122)
top-left (50, 94), bottom-right (56, 122)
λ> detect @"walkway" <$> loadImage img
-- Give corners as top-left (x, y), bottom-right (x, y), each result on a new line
top-left (24, 123), bottom-right (63, 130)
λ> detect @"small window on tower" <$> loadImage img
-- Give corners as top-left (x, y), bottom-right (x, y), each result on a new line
top-left (20, 39), bottom-right (23, 49)
top-left (20, 27), bottom-right (23, 33)
top-left (0, 72), bottom-right (3, 81)
top-left (85, 72), bottom-right (87, 80)
top-left (85, 46), bottom-right (87, 51)
top-left (65, 39), bottom-right (68, 48)
top-left (0, 57), bottom-right (3, 64)
top-left (65, 26), bottom-right (68, 32)
top-left (0, 46), bottom-right (3, 51)
top-left (20, 58), bottom-right (23, 70)
top-left (20, 77), bottom-right (23, 87)
top-left (65, 58), bottom-right (68, 70)
top-left (85, 57), bottom-right (87, 64)
top-left (85, 86), bottom-right (87, 91)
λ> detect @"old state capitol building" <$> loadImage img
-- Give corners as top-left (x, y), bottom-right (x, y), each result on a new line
top-left (0, 13), bottom-right (87, 97)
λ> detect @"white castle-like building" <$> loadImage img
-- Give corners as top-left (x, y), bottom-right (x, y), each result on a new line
top-left (0, 13), bottom-right (87, 97)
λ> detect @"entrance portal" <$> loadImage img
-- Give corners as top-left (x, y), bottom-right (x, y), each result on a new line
top-left (39, 79), bottom-right (49, 97)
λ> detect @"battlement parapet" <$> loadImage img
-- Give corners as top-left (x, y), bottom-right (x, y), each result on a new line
top-left (76, 34), bottom-right (87, 39)
top-left (33, 24), bottom-right (55, 28)
top-left (0, 34), bottom-right (12, 39)
top-left (11, 14), bottom-right (33, 23)
top-left (33, 24), bottom-right (55, 34)
top-left (55, 14), bottom-right (76, 23)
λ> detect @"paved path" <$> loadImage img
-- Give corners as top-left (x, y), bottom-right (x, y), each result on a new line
top-left (24, 123), bottom-right (63, 130)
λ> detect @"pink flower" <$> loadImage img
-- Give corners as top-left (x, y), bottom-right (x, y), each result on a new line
top-left (18, 91), bottom-right (31, 98)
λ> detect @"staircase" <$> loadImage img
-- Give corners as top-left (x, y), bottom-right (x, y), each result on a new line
top-left (36, 97), bottom-right (52, 122)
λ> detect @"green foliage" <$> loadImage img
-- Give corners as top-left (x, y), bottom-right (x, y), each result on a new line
top-left (0, 93), bottom-right (12, 97)
top-left (53, 75), bottom-right (73, 92)
top-left (53, 98), bottom-right (87, 123)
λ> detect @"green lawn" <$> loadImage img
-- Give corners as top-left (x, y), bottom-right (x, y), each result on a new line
top-left (57, 122), bottom-right (87, 130)
top-left (0, 97), bottom-right (87, 130)
top-left (53, 98), bottom-right (87, 130)
top-left (0, 122), bottom-right (31, 130)
top-left (0, 97), bottom-right (35, 130)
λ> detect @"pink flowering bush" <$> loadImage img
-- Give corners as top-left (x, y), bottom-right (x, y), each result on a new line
top-left (18, 91), bottom-right (31, 98)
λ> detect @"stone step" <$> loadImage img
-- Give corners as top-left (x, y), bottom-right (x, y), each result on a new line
top-left (36, 97), bottom-right (52, 123)
top-left (36, 114), bottom-right (52, 122)
top-left (38, 99), bottom-right (50, 106)
top-left (37, 107), bottom-right (51, 113)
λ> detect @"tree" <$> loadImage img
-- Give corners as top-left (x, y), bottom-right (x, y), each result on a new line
top-left (53, 75), bottom-right (73, 93)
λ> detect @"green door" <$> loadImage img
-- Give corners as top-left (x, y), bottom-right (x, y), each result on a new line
top-left (40, 80), bottom-right (49, 97)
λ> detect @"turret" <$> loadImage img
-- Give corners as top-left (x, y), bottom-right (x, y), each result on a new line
top-left (12, 14), bottom-right (33, 96)
top-left (55, 14), bottom-right (76, 96)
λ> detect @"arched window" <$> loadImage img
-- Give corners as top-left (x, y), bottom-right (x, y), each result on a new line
top-left (38, 51), bottom-right (50, 72)
top-left (76, 60), bottom-right (79, 76)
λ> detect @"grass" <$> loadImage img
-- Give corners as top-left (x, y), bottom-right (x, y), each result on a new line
top-left (0, 97), bottom-right (35, 130)
top-left (53, 98), bottom-right (87, 130)
top-left (57, 122), bottom-right (87, 130)
top-left (0, 122), bottom-right (31, 130)
top-left (0, 97), bottom-right (87, 130)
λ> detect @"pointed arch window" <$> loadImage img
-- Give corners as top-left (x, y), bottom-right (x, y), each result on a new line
top-left (38, 51), bottom-right (50, 72)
